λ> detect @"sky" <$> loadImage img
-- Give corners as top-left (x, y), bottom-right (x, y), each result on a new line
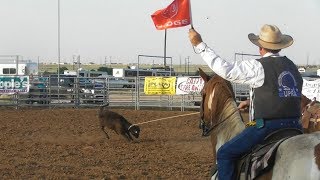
top-left (0, 0), bottom-right (319, 66)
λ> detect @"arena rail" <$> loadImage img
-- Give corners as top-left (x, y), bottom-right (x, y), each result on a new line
top-left (0, 75), bottom-right (249, 111)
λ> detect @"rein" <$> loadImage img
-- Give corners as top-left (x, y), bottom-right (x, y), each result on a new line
top-left (128, 112), bottom-right (199, 130)
top-left (202, 108), bottom-right (239, 137)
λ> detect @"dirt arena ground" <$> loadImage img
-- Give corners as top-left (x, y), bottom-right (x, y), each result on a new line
top-left (0, 107), bottom-right (249, 179)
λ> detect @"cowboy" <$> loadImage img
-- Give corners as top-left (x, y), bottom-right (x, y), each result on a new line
top-left (188, 24), bottom-right (303, 179)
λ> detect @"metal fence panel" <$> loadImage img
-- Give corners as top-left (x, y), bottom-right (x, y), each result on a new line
top-left (0, 75), bottom-right (250, 110)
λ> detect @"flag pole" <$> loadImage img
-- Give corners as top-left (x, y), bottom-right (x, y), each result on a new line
top-left (189, 0), bottom-right (193, 28)
top-left (164, 29), bottom-right (167, 67)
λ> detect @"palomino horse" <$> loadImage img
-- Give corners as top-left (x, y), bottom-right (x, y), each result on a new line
top-left (198, 68), bottom-right (320, 180)
top-left (301, 95), bottom-right (320, 133)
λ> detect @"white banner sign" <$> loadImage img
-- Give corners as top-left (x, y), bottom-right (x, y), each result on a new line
top-left (302, 79), bottom-right (320, 101)
top-left (176, 77), bottom-right (204, 95)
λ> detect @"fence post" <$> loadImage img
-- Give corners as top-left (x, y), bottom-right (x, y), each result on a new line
top-left (136, 77), bottom-right (140, 110)
top-left (181, 95), bottom-right (185, 112)
top-left (15, 92), bottom-right (19, 110)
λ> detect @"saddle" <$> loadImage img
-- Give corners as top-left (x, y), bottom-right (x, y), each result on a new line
top-left (238, 128), bottom-right (303, 180)
top-left (301, 101), bottom-right (320, 133)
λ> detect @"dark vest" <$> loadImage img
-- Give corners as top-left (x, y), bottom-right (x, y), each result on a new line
top-left (253, 56), bottom-right (303, 119)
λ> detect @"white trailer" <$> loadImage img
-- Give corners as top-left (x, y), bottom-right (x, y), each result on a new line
top-left (0, 62), bottom-right (38, 76)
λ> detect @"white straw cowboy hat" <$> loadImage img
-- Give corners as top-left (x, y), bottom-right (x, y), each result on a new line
top-left (248, 24), bottom-right (293, 50)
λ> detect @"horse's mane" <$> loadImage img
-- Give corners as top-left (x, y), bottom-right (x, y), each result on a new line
top-left (205, 75), bottom-right (236, 121)
top-left (207, 75), bottom-right (235, 100)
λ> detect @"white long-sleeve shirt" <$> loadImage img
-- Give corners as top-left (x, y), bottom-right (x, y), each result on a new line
top-left (195, 42), bottom-right (282, 120)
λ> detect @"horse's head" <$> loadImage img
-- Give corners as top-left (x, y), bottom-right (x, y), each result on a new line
top-left (198, 68), bottom-right (235, 136)
top-left (301, 95), bottom-right (319, 116)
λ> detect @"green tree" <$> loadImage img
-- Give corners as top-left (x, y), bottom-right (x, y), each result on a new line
top-left (57, 67), bottom-right (68, 74)
top-left (97, 67), bottom-right (113, 75)
top-left (42, 71), bottom-right (52, 76)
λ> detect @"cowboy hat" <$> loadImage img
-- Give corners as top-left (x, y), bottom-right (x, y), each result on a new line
top-left (248, 24), bottom-right (293, 50)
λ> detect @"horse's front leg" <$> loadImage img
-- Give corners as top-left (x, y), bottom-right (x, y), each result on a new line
top-left (210, 134), bottom-right (218, 176)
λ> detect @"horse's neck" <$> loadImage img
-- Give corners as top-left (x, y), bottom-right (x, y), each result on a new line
top-left (214, 99), bottom-right (245, 151)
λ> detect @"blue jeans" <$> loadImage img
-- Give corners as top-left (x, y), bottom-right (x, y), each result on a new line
top-left (216, 118), bottom-right (302, 180)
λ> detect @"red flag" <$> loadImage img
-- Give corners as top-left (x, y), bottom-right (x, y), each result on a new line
top-left (151, 0), bottom-right (191, 30)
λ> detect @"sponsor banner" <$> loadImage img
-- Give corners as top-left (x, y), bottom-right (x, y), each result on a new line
top-left (302, 79), bottom-right (320, 100)
top-left (0, 76), bottom-right (29, 94)
top-left (176, 77), bottom-right (204, 95)
top-left (144, 77), bottom-right (176, 95)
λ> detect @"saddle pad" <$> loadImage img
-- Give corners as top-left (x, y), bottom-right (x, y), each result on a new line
top-left (249, 138), bottom-right (288, 179)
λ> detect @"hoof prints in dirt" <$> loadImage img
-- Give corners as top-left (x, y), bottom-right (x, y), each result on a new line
top-left (0, 108), bottom-right (232, 179)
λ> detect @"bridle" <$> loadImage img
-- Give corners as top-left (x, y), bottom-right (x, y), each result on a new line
top-left (200, 107), bottom-right (239, 137)
top-left (199, 83), bottom-right (239, 137)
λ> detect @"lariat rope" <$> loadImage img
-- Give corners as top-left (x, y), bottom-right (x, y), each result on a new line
top-left (128, 112), bottom-right (199, 130)
top-left (202, 108), bottom-right (240, 136)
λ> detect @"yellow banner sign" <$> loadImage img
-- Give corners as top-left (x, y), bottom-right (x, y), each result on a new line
top-left (144, 77), bottom-right (176, 95)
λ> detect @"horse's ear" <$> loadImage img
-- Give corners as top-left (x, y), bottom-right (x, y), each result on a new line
top-left (199, 68), bottom-right (210, 82)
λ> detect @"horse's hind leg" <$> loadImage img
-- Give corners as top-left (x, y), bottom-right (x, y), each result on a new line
top-left (101, 126), bottom-right (110, 139)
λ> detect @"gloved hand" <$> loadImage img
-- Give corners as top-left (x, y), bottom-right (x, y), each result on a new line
top-left (188, 28), bottom-right (203, 46)
top-left (238, 99), bottom-right (250, 112)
